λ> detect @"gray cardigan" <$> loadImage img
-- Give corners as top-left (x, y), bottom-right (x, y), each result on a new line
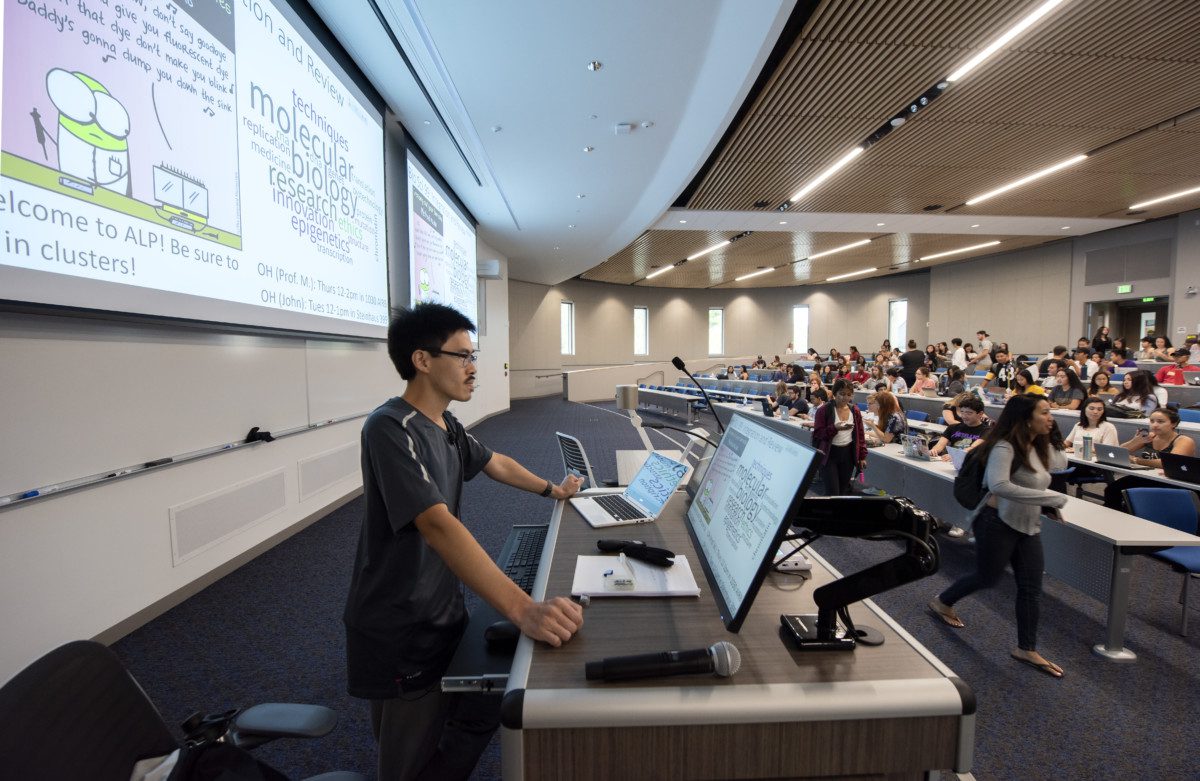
top-left (972, 441), bottom-right (1067, 534)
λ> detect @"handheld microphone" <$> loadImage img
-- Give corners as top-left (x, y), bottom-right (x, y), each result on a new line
top-left (671, 356), bottom-right (726, 434)
top-left (584, 641), bottom-right (741, 682)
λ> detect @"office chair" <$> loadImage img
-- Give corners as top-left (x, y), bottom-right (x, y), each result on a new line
top-left (556, 431), bottom-right (606, 488)
top-left (1122, 488), bottom-right (1200, 635)
top-left (905, 409), bottom-right (930, 423)
top-left (0, 640), bottom-right (362, 781)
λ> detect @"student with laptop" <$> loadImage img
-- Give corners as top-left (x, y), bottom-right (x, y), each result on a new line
top-left (343, 304), bottom-right (584, 780)
top-left (1155, 349), bottom-right (1200, 385)
top-left (910, 366), bottom-right (938, 395)
top-left (928, 395), bottom-right (1068, 679)
top-left (1103, 407), bottom-right (1198, 510)
top-left (1063, 397), bottom-right (1119, 451)
top-left (930, 396), bottom-right (990, 458)
top-left (865, 390), bottom-right (908, 445)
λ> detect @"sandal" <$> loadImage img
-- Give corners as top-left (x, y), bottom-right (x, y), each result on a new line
top-left (927, 599), bottom-right (964, 628)
top-left (1010, 652), bottom-right (1063, 678)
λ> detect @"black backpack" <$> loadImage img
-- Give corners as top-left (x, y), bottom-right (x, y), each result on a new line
top-left (952, 447), bottom-right (989, 509)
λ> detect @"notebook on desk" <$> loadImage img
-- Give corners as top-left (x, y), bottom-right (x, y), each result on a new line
top-left (569, 451), bottom-right (689, 528)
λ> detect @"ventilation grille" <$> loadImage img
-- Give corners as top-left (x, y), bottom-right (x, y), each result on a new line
top-left (170, 469), bottom-right (287, 566)
top-left (1084, 239), bottom-right (1172, 286)
top-left (298, 442), bottom-right (360, 501)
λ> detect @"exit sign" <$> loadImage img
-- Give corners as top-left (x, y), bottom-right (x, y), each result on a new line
top-left (1142, 297), bottom-right (1156, 303)
top-left (1117, 284), bottom-right (1133, 294)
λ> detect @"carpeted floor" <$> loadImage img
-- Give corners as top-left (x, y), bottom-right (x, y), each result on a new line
top-left (113, 396), bottom-right (1200, 779)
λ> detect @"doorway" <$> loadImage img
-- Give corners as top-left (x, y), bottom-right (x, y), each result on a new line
top-left (1085, 297), bottom-right (1169, 346)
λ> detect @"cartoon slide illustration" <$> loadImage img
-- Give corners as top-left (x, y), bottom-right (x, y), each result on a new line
top-left (45, 68), bottom-right (131, 197)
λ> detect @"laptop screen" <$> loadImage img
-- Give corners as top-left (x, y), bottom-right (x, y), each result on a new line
top-left (684, 411), bottom-right (820, 632)
top-left (624, 452), bottom-right (689, 515)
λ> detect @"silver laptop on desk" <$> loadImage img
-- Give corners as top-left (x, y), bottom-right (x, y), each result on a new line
top-left (900, 434), bottom-right (934, 461)
top-left (569, 451), bottom-right (689, 528)
top-left (1095, 445), bottom-right (1152, 471)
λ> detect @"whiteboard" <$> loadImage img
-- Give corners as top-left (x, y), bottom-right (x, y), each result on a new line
top-left (0, 313), bottom-right (384, 495)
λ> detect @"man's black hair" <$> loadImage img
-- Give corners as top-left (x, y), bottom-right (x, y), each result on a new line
top-left (951, 337), bottom-right (963, 346)
top-left (957, 395), bottom-right (985, 413)
top-left (387, 303), bottom-right (476, 380)
top-left (1052, 345), bottom-right (1068, 356)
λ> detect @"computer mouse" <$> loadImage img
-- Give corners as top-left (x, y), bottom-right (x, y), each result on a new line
top-left (484, 620), bottom-right (520, 648)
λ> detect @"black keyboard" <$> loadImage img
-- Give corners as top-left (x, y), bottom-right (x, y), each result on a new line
top-left (497, 524), bottom-right (549, 593)
top-left (594, 493), bottom-right (647, 521)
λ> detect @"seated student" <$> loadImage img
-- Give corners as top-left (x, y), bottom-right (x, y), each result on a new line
top-left (1104, 347), bottom-right (1138, 371)
top-left (1150, 335), bottom-right (1174, 361)
top-left (848, 345), bottom-right (862, 363)
top-left (769, 355), bottom-right (783, 369)
top-left (941, 365), bottom-right (967, 397)
top-left (828, 348), bottom-right (842, 364)
top-left (1063, 396), bottom-right (1119, 450)
top-left (1112, 337), bottom-right (1127, 353)
top-left (879, 339), bottom-right (892, 354)
top-left (935, 341), bottom-right (949, 358)
top-left (1189, 337), bottom-right (1200, 364)
top-left (737, 366), bottom-right (751, 381)
top-left (1103, 407), bottom-right (1197, 510)
top-left (771, 379), bottom-right (788, 403)
top-left (767, 384), bottom-right (808, 419)
top-left (885, 367), bottom-right (909, 395)
top-left (1038, 360), bottom-right (1061, 386)
top-left (924, 344), bottom-right (939, 368)
top-left (1068, 348), bottom-right (1099, 381)
top-left (1111, 371), bottom-right (1159, 416)
top-left (910, 366), bottom-right (938, 394)
top-left (847, 362), bottom-right (870, 386)
top-left (1155, 348), bottom-right (1200, 385)
top-left (1147, 370), bottom-right (1169, 407)
top-left (931, 395), bottom-right (990, 458)
top-left (942, 391), bottom-right (979, 426)
top-left (1009, 369), bottom-right (1046, 398)
top-left (983, 349), bottom-right (1018, 392)
top-left (786, 363), bottom-right (807, 383)
top-left (1088, 370), bottom-right (1118, 397)
top-left (1039, 346), bottom-right (1069, 376)
top-left (1047, 368), bottom-right (1086, 411)
top-left (1076, 336), bottom-right (1093, 355)
top-left (1135, 337), bottom-right (1156, 361)
top-left (807, 347), bottom-right (820, 360)
top-left (819, 362), bottom-right (837, 385)
top-left (866, 389), bottom-right (907, 445)
top-left (803, 373), bottom-right (829, 405)
top-left (867, 364), bottom-right (886, 387)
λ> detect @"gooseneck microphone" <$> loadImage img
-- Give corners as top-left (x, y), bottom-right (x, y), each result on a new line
top-left (584, 641), bottom-right (741, 682)
top-left (672, 356), bottom-right (726, 434)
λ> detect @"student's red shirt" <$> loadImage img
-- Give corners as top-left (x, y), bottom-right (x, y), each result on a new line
top-left (1155, 364), bottom-right (1199, 385)
top-left (848, 370), bottom-right (869, 384)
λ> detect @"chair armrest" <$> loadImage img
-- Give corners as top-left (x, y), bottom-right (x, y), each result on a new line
top-left (230, 703), bottom-right (337, 748)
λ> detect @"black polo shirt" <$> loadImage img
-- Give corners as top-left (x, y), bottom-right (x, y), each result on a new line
top-left (343, 397), bottom-right (492, 699)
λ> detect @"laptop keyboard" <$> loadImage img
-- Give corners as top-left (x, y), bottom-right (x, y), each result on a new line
top-left (497, 524), bottom-right (548, 593)
top-left (594, 493), bottom-right (648, 521)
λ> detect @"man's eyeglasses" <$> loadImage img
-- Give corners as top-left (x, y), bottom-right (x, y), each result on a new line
top-left (428, 348), bottom-right (479, 367)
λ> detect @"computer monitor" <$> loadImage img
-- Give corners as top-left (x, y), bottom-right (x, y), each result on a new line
top-left (684, 410), bottom-right (820, 632)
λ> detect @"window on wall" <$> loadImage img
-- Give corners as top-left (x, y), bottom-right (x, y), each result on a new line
top-left (792, 305), bottom-right (809, 354)
top-left (888, 299), bottom-right (908, 349)
top-left (561, 301), bottom-right (575, 355)
top-left (633, 306), bottom-right (649, 355)
top-left (708, 308), bottom-right (724, 355)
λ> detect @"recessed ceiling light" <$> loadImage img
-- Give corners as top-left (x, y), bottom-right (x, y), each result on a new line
top-left (789, 146), bottom-right (864, 203)
top-left (735, 268), bottom-right (774, 282)
top-left (807, 238), bottom-right (871, 260)
top-left (965, 154), bottom-right (1087, 205)
top-left (490, 125), bottom-right (502, 133)
top-left (646, 265), bottom-right (673, 280)
top-left (577, 194), bottom-right (586, 199)
top-left (1061, 225), bottom-right (1070, 230)
top-left (1129, 185), bottom-right (1200, 210)
top-left (583, 146), bottom-right (594, 153)
top-left (423, 120), bottom-right (431, 125)
top-left (687, 240), bottom-right (731, 261)
top-left (876, 222), bottom-right (886, 227)
top-left (568, 224), bottom-right (575, 229)
top-left (641, 121), bottom-right (654, 129)
top-left (918, 240), bottom-right (1001, 261)
top-left (945, 0), bottom-right (1067, 83)
top-left (827, 267), bottom-right (876, 282)
top-left (970, 224), bottom-right (980, 228)
top-left (779, 221), bottom-right (788, 225)
top-left (587, 61), bottom-right (602, 71)
top-left (554, 246), bottom-right (560, 250)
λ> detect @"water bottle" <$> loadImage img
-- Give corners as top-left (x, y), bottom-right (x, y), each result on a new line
top-left (1081, 432), bottom-right (1093, 461)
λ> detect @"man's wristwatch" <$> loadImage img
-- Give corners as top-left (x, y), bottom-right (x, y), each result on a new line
top-left (540, 480), bottom-right (554, 497)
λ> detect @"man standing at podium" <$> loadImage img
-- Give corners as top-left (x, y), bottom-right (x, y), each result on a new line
top-left (343, 303), bottom-right (584, 780)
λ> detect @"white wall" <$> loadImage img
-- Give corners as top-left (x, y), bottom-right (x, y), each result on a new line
top-left (1170, 210), bottom-right (1200, 337)
top-left (509, 273), bottom-right (931, 398)
top-left (0, 251), bottom-right (509, 685)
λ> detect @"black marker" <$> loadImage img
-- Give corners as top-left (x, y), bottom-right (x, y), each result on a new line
top-left (144, 457), bottom-right (173, 468)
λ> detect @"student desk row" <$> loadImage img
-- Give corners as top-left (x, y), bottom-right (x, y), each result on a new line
top-left (710, 404), bottom-right (1200, 662)
top-left (500, 492), bottom-right (974, 780)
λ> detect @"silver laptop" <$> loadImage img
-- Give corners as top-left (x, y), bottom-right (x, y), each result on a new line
top-left (922, 387), bottom-right (939, 398)
top-left (1094, 445), bottom-right (1152, 471)
top-left (901, 434), bottom-right (933, 461)
top-left (570, 451), bottom-right (689, 528)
